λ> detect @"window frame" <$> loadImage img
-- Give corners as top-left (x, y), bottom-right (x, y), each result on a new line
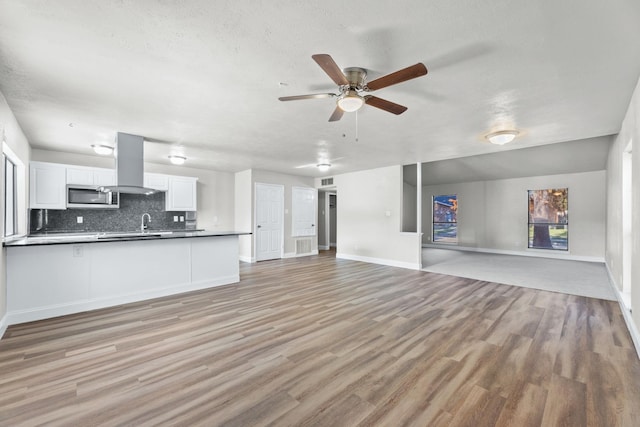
top-left (4, 153), bottom-right (17, 237)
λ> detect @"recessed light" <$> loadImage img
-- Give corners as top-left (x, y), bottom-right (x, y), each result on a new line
top-left (485, 130), bottom-right (519, 145)
top-left (91, 144), bottom-right (114, 155)
top-left (169, 155), bottom-right (186, 165)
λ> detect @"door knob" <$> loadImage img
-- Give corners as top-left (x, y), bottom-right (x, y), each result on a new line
top-left (257, 225), bottom-right (262, 228)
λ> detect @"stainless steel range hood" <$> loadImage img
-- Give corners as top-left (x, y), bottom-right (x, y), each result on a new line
top-left (99, 132), bottom-right (158, 195)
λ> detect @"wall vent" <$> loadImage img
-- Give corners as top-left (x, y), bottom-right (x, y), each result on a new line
top-left (321, 178), bottom-right (334, 186)
top-left (295, 238), bottom-right (312, 254)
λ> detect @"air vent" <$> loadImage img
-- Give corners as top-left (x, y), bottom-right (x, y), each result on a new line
top-left (321, 177), bottom-right (334, 186)
top-left (295, 238), bottom-right (312, 255)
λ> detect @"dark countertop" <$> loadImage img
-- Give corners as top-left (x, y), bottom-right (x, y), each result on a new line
top-left (4, 230), bottom-right (251, 247)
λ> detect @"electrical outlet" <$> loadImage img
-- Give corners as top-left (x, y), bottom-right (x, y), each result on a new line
top-left (179, 216), bottom-right (185, 222)
top-left (73, 245), bottom-right (83, 257)
top-left (77, 216), bottom-right (83, 224)
top-left (173, 216), bottom-right (179, 222)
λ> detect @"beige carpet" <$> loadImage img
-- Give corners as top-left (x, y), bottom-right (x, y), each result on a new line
top-left (422, 247), bottom-right (616, 301)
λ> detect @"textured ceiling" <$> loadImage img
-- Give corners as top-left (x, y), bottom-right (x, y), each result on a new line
top-left (1, 0), bottom-right (639, 177)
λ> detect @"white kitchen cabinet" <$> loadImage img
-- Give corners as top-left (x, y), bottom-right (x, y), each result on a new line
top-left (144, 173), bottom-right (169, 191)
top-left (66, 167), bottom-right (94, 185)
top-left (94, 169), bottom-right (116, 186)
top-left (166, 176), bottom-right (197, 211)
top-left (30, 162), bottom-right (67, 209)
top-left (66, 166), bottom-right (115, 186)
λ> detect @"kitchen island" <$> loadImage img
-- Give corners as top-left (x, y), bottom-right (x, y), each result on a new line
top-left (4, 231), bottom-right (250, 325)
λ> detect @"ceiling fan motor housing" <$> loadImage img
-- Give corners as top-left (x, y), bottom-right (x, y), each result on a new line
top-left (342, 67), bottom-right (367, 91)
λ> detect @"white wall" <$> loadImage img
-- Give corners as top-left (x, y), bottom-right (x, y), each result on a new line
top-left (402, 181), bottom-right (417, 232)
top-left (606, 75), bottom-right (640, 349)
top-left (31, 149), bottom-right (236, 232)
top-left (0, 90), bottom-right (32, 335)
top-left (334, 165), bottom-right (422, 269)
top-left (422, 170), bottom-right (607, 260)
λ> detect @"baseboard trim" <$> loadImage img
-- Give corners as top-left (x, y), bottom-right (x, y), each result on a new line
top-left (318, 245), bottom-right (330, 250)
top-left (336, 253), bottom-right (421, 271)
top-left (605, 264), bottom-right (640, 360)
top-left (239, 255), bottom-right (254, 263)
top-left (6, 275), bottom-right (239, 326)
top-left (422, 243), bottom-right (605, 263)
top-left (284, 250), bottom-right (319, 259)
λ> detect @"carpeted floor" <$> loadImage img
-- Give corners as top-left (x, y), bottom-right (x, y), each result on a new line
top-left (422, 247), bottom-right (616, 301)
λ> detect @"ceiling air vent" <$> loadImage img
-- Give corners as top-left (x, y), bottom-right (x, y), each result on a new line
top-left (321, 178), bottom-right (334, 186)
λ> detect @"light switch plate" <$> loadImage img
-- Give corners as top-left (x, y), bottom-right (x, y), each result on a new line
top-left (77, 216), bottom-right (83, 224)
top-left (173, 216), bottom-right (179, 222)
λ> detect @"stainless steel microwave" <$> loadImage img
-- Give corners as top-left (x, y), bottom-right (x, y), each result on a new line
top-left (66, 185), bottom-right (119, 208)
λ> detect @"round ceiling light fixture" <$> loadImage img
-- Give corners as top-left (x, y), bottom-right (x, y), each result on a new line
top-left (337, 90), bottom-right (364, 112)
top-left (317, 163), bottom-right (331, 172)
top-left (91, 144), bottom-right (114, 156)
top-left (485, 130), bottom-right (519, 145)
top-left (168, 155), bottom-right (187, 165)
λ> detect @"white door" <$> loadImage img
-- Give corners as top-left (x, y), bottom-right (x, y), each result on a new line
top-left (255, 183), bottom-right (284, 261)
top-left (292, 186), bottom-right (317, 236)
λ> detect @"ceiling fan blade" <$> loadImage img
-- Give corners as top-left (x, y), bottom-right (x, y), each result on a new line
top-left (364, 96), bottom-right (408, 115)
top-left (365, 63), bottom-right (428, 91)
top-left (279, 93), bottom-right (336, 101)
top-left (312, 54), bottom-right (349, 86)
top-left (328, 105), bottom-right (344, 122)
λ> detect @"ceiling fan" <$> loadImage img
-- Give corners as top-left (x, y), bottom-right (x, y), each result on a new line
top-left (279, 54), bottom-right (428, 122)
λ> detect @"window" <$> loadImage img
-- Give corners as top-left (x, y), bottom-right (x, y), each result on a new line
top-left (433, 194), bottom-right (457, 243)
top-left (528, 188), bottom-right (568, 250)
top-left (4, 153), bottom-right (17, 237)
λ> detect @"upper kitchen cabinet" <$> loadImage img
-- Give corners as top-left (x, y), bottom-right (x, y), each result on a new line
top-left (30, 162), bottom-right (67, 209)
top-left (66, 166), bottom-right (116, 186)
top-left (166, 176), bottom-right (197, 211)
top-left (144, 173), bottom-right (169, 191)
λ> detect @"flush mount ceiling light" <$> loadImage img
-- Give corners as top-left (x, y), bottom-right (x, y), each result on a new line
top-left (317, 163), bottom-right (331, 172)
top-left (168, 155), bottom-right (186, 165)
top-left (485, 130), bottom-right (519, 145)
top-left (336, 90), bottom-right (364, 112)
top-left (91, 144), bottom-right (114, 155)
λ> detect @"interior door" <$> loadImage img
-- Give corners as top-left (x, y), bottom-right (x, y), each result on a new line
top-left (292, 186), bottom-right (317, 236)
top-left (255, 183), bottom-right (284, 261)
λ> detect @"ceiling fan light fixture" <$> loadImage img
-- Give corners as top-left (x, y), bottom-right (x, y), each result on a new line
top-left (486, 130), bottom-right (519, 145)
top-left (317, 163), bottom-right (331, 172)
top-left (91, 144), bottom-right (114, 156)
top-left (168, 155), bottom-right (186, 165)
top-left (337, 90), bottom-right (364, 112)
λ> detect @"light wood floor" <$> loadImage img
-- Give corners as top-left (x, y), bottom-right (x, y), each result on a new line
top-left (1, 251), bottom-right (640, 426)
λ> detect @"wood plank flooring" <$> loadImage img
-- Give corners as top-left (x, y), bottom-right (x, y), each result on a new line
top-left (1, 251), bottom-right (640, 426)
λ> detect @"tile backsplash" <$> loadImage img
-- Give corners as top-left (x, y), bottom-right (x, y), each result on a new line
top-left (30, 192), bottom-right (190, 234)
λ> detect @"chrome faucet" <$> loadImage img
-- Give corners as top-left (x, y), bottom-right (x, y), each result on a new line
top-left (141, 213), bottom-right (151, 232)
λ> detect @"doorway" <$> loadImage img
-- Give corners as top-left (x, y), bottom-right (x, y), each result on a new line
top-left (255, 183), bottom-right (284, 261)
top-left (317, 191), bottom-right (337, 252)
top-left (329, 193), bottom-right (337, 249)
